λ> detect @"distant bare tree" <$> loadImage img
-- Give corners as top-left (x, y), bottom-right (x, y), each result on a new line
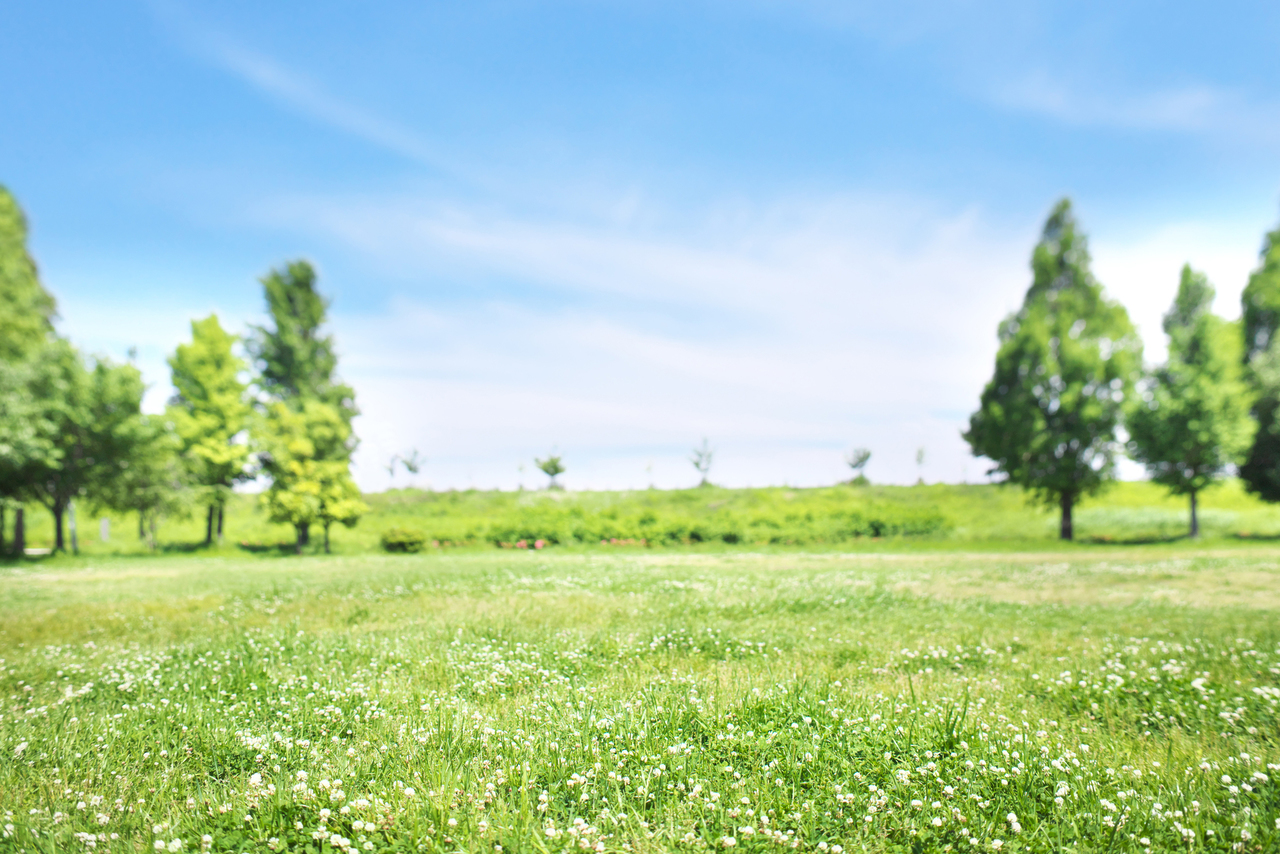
top-left (691, 438), bottom-right (714, 486)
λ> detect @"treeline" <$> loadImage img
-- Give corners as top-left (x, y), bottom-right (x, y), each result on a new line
top-left (968, 199), bottom-right (1280, 539)
top-left (0, 187), bottom-right (364, 554)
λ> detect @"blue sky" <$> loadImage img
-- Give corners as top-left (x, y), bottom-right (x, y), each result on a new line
top-left (5, 0), bottom-right (1280, 490)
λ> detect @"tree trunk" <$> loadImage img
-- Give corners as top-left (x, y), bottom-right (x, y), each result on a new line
top-left (53, 502), bottom-right (65, 552)
top-left (216, 505), bottom-right (225, 546)
top-left (14, 507), bottom-right (24, 556)
top-left (139, 512), bottom-right (145, 540)
top-left (0, 505), bottom-right (5, 555)
top-left (1059, 493), bottom-right (1074, 541)
top-left (69, 501), bottom-right (78, 555)
top-left (296, 523), bottom-right (309, 554)
top-left (324, 522), bottom-right (331, 554)
top-left (205, 505), bottom-right (215, 546)
top-left (1189, 489), bottom-right (1199, 538)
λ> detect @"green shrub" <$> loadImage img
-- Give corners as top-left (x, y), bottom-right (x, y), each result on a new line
top-left (380, 527), bottom-right (428, 553)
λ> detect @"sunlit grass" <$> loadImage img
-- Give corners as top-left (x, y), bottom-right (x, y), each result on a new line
top-left (1, 550), bottom-right (1278, 852)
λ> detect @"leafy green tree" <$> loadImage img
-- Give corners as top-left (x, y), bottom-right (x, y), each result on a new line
top-left (964, 199), bottom-right (1142, 540)
top-left (97, 415), bottom-right (189, 550)
top-left (0, 186), bottom-right (56, 363)
top-left (0, 186), bottom-right (58, 552)
top-left (1241, 223), bottom-right (1280, 364)
top-left (1128, 266), bottom-right (1253, 537)
top-left (167, 315), bottom-right (251, 545)
top-left (536, 453), bottom-right (565, 489)
top-left (259, 400), bottom-right (366, 552)
top-left (1238, 221), bottom-right (1280, 501)
top-left (247, 261), bottom-right (363, 548)
top-left (0, 359), bottom-right (51, 554)
top-left (247, 261), bottom-right (356, 419)
top-left (19, 341), bottom-right (156, 552)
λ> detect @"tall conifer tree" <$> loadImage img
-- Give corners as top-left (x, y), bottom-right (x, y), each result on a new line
top-left (1238, 221), bottom-right (1280, 500)
top-left (965, 199), bottom-right (1142, 539)
top-left (248, 261), bottom-right (363, 550)
top-left (167, 315), bottom-right (251, 545)
top-left (1128, 266), bottom-right (1253, 536)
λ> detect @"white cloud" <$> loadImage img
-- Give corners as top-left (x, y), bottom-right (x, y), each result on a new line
top-left (993, 73), bottom-right (1280, 142)
top-left (278, 193), bottom-right (1035, 491)
top-left (1092, 221), bottom-right (1263, 363)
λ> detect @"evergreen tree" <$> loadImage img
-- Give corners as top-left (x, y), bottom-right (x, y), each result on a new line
top-left (0, 186), bottom-right (58, 551)
top-left (0, 186), bottom-right (56, 363)
top-left (1241, 224), bottom-right (1280, 363)
top-left (248, 261), bottom-right (363, 549)
top-left (259, 400), bottom-right (365, 553)
top-left (167, 315), bottom-right (251, 545)
top-left (1238, 220), bottom-right (1280, 501)
top-left (1128, 266), bottom-right (1253, 536)
top-left (247, 261), bottom-right (356, 420)
top-left (964, 199), bottom-right (1142, 539)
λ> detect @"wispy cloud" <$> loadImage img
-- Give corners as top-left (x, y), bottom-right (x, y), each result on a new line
top-left (148, 0), bottom-right (460, 174)
top-left (993, 73), bottom-right (1280, 141)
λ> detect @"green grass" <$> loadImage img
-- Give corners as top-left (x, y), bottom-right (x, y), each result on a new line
top-left (1, 548), bottom-right (1278, 852)
top-left (10, 479), bottom-right (1280, 558)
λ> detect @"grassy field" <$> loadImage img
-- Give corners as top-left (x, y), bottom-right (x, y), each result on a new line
top-left (1, 548), bottom-right (1278, 852)
top-left (11, 479), bottom-right (1280, 557)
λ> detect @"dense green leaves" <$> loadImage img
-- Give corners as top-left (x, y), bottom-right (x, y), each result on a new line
top-left (965, 199), bottom-right (1142, 539)
top-left (18, 341), bottom-right (158, 550)
top-left (247, 261), bottom-right (356, 420)
top-left (259, 400), bottom-right (367, 552)
top-left (1127, 266), bottom-right (1253, 536)
top-left (0, 185), bottom-right (57, 362)
top-left (1240, 223), bottom-right (1280, 363)
top-left (246, 260), bottom-right (364, 550)
top-left (168, 315), bottom-right (252, 542)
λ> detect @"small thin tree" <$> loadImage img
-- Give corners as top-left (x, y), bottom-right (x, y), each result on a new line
top-left (536, 452), bottom-right (565, 490)
top-left (690, 438), bottom-right (714, 486)
top-left (845, 448), bottom-right (871, 485)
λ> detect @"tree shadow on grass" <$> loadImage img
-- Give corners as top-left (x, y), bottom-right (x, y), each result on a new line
top-left (1079, 533), bottom-right (1189, 545)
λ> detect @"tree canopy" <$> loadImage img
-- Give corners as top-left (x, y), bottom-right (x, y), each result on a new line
top-left (0, 186), bottom-right (57, 363)
top-left (167, 314), bottom-right (251, 544)
top-left (1128, 266), bottom-right (1253, 536)
top-left (964, 199), bottom-right (1142, 539)
top-left (247, 261), bottom-right (356, 420)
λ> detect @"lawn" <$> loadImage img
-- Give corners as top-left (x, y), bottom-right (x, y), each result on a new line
top-left (1, 548), bottom-right (1278, 852)
top-left (12, 479), bottom-right (1280, 557)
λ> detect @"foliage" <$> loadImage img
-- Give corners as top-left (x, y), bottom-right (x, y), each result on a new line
top-left (1240, 221), bottom-right (1280, 363)
top-left (0, 551), bottom-right (1278, 853)
top-left (1128, 266), bottom-right (1254, 535)
top-left (16, 340), bottom-right (157, 551)
top-left (247, 262), bottom-right (364, 549)
top-left (167, 315), bottom-right (252, 541)
top-left (380, 526), bottom-right (428, 553)
top-left (258, 400), bottom-right (367, 552)
top-left (246, 260), bottom-right (356, 420)
top-left (964, 199), bottom-right (1142, 539)
top-left (0, 185), bottom-right (57, 362)
top-left (536, 453), bottom-right (565, 489)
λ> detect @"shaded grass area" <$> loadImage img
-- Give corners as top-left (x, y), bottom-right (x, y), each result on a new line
top-left (7, 479), bottom-right (1280, 558)
top-left (0, 551), bottom-right (1278, 852)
